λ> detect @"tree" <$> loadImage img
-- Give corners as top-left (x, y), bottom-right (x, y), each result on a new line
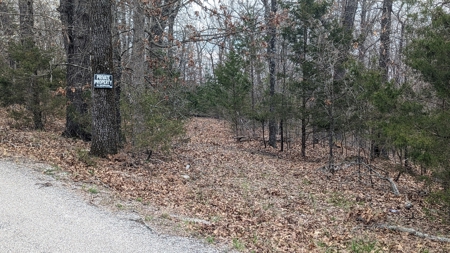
top-left (283, 0), bottom-right (330, 157)
top-left (379, 0), bottom-right (392, 82)
top-left (59, 0), bottom-right (92, 140)
top-left (18, 0), bottom-right (45, 130)
top-left (89, 0), bottom-right (120, 157)
top-left (334, 0), bottom-right (358, 82)
top-left (406, 7), bottom-right (450, 194)
top-left (214, 50), bottom-right (251, 135)
top-left (263, 0), bottom-right (278, 148)
top-left (19, 0), bottom-right (34, 45)
top-left (0, 0), bottom-right (14, 50)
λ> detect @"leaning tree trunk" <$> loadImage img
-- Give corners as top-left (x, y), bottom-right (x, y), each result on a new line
top-left (89, 0), bottom-right (119, 157)
top-left (59, 0), bottom-right (92, 140)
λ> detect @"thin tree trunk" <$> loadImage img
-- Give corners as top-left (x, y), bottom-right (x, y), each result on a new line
top-left (262, 120), bottom-right (266, 148)
top-left (113, 3), bottom-right (123, 146)
top-left (301, 98), bottom-right (307, 157)
top-left (130, 0), bottom-right (146, 146)
top-left (379, 0), bottom-right (392, 82)
top-left (358, 0), bottom-right (367, 63)
top-left (328, 95), bottom-right (335, 172)
top-left (334, 0), bottom-right (358, 81)
top-left (263, 0), bottom-right (278, 148)
top-left (301, 26), bottom-right (308, 157)
top-left (280, 119), bottom-right (284, 151)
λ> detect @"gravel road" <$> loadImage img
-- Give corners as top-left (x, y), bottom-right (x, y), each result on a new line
top-left (0, 159), bottom-right (226, 253)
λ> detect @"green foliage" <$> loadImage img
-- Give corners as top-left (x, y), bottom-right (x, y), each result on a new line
top-left (426, 187), bottom-right (450, 222)
top-left (77, 148), bottom-right (97, 167)
top-left (141, 95), bottom-right (185, 152)
top-left (406, 7), bottom-right (450, 99)
top-left (186, 76), bottom-right (223, 116)
top-left (188, 51), bottom-right (251, 134)
top-left (349, 239), bottom-right (381, 253)
top-left (0, 41), bottom-right (65, 128)
top-left (122, 90), bottom-right (185, 153)
top-left (0, 76), bottom-right (25, 106)
top-left (232, 238), bottom-right (245, 250)
top-left (88, 187), bottom-right (99, 194)
top-left (404, 6), bottom-right (450, 214)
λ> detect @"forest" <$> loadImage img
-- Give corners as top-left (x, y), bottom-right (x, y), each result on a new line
top-left (1, 0), bottom-right (450, 251)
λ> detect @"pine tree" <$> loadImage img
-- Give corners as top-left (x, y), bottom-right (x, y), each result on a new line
top-left (406, 7), bottom-right (450, 202)
top-left (283, 0), bottom-right (330, 157)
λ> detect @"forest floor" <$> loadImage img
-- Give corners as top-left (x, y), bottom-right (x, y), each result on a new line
top-left (0, 109), bottom-right (449, 252)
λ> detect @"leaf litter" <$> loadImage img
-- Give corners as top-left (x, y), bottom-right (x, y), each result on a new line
top-left (0, 110), bottom-right (449, 252)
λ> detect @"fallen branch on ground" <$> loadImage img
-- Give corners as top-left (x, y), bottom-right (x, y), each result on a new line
top-left (378, 224), bottom-right (450, 243)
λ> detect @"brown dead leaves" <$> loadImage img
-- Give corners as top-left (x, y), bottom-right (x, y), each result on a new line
top-left (0, 111), bottom-right (449, 252)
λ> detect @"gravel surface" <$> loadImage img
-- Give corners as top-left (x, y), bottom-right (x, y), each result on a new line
top-left (0, 160), bottom-right (226, 253)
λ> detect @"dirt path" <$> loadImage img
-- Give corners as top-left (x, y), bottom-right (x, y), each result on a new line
top-left (0, 159), bottom-right (226, 253)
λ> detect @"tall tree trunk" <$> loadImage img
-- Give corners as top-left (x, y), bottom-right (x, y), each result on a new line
top-left (358, 0), bottom-right (368, 63)
top-left (379, 0), bottom-right (392, 82)
top-left (89, 0), bottom-right (119, 157)
top-left (328, 84), bottom-right (335, 172)
top-left (334, 0), bottom-right (358, 81)
top-left (301, 96), bottom-right (307, 157)
top-left (19, 0), bottom-right (43, 130)
top-left (301, 26), bottom-right (308, 157)
top-left (146, 0), bottom-right (181, 86)
top-left (373, 0), bottom-right (392, 159)
top-left (129, 0), bottom-right (146, 146)
top-left (0, 1), bottom-right (13, 38)
top-left (264, 0), bottom-right (278, 148)
top-left (59, 0), bottom-right (91, 140)
top-left (19, 0), bottom-right (33, 44)
top-left (113, 1), bottom-right (123, 146)
top-left (167, 1), bottom-right (180, 69)
top-left (0, 1), bottom-right (14, 68)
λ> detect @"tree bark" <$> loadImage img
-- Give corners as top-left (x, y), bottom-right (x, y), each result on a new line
top-left (19, 0), bottom-right (44, 130)
top-left (59, 0), bottom-right (92, 140)
top-left (89, 0), bottom-right (119, 157)
top-left (19, 0), bottom-right (34, 44)
top-left (379, 0), bottom-right (392, 82)
top-left (146, 0), bottom-right (181, 86)
top-left (113, 2), bottom-right (123, 146)
top-left (263, 0), bottom-right (278, 148)
top-left (334, 0), bottom-right (358, 81)
top-left (0, 1), bottom-right (13, 38)
top-left (372, 0), bottom-right (392, 159)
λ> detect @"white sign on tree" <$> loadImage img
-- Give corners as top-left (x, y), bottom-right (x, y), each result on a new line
top-left (93, 74), bottom-right (113, 89)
